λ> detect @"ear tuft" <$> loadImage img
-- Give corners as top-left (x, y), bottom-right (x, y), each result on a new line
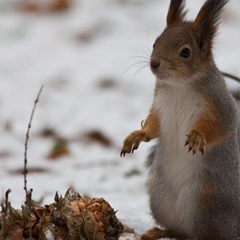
top-left (193, 0), bottom-right (228, 53)
top-left (167, 0), bottom-right (187, 26)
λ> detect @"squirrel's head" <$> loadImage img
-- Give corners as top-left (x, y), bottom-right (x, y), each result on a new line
top-left (150, 0), bottom-right (228, 84)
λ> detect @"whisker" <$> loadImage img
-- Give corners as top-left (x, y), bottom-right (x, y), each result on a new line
top-left (122, 55), bottom-right (150, 63)
top-left (118, 42), bottom-right (151, 89)
top-left (122, 61), bottom-right (150, 76)
top-left (146, 31), bottom-right (155, 57)
top-left (120, 52), bottom-right (150, 75)
top-left (120, 54), bottom-right (150, 67)
top-left (129, 64), bottom-right (150, 81)
top-left (135, 43), bottom-right (151, 59)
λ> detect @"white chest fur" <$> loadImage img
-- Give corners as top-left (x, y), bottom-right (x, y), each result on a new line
top-left (155, 83), bottom-right (204, 147)
top-left (152, 83), bottom-right (205, 232)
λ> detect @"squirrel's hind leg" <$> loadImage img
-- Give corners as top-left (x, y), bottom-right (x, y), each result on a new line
top-left (141, 227), bottom-right (193, 240)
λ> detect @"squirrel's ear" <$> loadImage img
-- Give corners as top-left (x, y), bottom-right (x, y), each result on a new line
top-left (193, 0), bottom-right (228, 53)
top-left (167, 0), bottom-right (187, 26)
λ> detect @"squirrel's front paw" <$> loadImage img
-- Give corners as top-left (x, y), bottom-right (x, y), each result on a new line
top-left (185, 130), bottom-right (206, 155)
top-left (120, 130), bottom-right (150, 157)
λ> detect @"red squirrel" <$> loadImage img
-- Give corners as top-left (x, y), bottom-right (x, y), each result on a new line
top-left (121, 0), bottom-right (240, 239)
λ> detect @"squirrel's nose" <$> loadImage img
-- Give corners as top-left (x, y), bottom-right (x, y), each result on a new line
top-left (150, 59), bottom-right (160, 69)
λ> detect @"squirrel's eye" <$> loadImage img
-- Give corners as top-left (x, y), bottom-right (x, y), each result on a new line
top-left (180, 48), bottom-right (190, 58)
top-left (153, 43), bottom-right (156, 48)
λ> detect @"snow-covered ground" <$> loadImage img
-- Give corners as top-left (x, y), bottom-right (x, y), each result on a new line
top-left (0, 0), bottom-right (239, 237)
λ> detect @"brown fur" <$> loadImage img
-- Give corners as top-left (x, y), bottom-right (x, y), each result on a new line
top-left (120, 105), bottom-right (160, 156)
top-left (141, 227), bottom-right (189, 240)
top-left (167, 0), bottom-right (187, 26)
top-left (198, 182), bottom-right (214, 209)
top-left (185, 95), bottom-right (230, 154)
top-left (142, 106), bottom-right (160, 139)
top-left (192, 98), bottom-right (229, 147)
top-left (193, 0), bottom-right (228, 57)
top-left (121, 0), bottom-right (239, 238)
top-left (121, 85), bottom-right (160, 156)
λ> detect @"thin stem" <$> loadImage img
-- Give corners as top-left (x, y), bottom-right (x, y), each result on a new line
top-left (221, 71), bottom-right (240, 83)
top-left (23, 85), bottom-right (44, 196)
top-left (23, 85), bottom-right (44, 239)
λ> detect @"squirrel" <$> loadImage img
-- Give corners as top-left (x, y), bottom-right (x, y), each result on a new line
top-left (121, 0), bottom-right (240, 239)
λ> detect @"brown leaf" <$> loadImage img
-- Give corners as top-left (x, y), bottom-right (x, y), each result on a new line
top-left (10, 224), bottom-right (24, 240)
top-left (10, 167), bottom-right (49, 175)
top-left (97, 78), bottom-right (118, 90)
top-left (81, 130), bottom-right (113, 148)
top-left (20, 0), bottom-right (71, 13)
top-left (125, 168), bottom-right (141, 178)
top-left (47, 138), bottom-right (70, 160)
top-left (39, 127), bottom-right (57, 138)
top-left (75, 23), bottom-right (107, 44)
top-left (0, 151), bottom-right (11, 159)
top-left (51, 0), bottom-right (71, 12)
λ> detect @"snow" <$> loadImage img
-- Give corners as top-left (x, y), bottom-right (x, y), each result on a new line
top-left (0, 0), bottom-right (239, 237)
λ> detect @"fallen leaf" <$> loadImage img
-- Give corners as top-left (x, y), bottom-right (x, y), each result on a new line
top-left (39, 127), bottom-right (57, 138)
top-left (81, 130), bottom-right (113, 148)
top-left (125, 168), bottom-right (141, 178)
top-left (20, 0), bottom-right (72, 13)
top-left (9, 167), bottom-right (49, 175)
top-left (97, 78), bottom-right (118, 90)
top-left (47, 138), bottom-right (70, 160)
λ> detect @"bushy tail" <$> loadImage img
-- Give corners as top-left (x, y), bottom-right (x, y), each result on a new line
top-left (146, 144), bottom-right (158, 167)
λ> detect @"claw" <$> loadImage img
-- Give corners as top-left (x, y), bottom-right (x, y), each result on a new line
top-left (188, 147), bottom-right (192, 153)
top-left (120, 129), bottom-right (150, 157)
top-left (199, 141), bottom-right (206, 155)
top-left (132, 141), bottom-right (140, 153)
top-left (200, 147), bottom-right (205, 155)
top-left (185, 130), bottom-right (206, 155)
top-left (120, 150), bottom-right (127, 157)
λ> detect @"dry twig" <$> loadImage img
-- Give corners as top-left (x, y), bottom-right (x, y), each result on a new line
top-left (23, 85), bottom-right (44, 238)
top-left (23, 85), bottom-right (44, 196)
top-left (221, 71), bottom-right (240, 83)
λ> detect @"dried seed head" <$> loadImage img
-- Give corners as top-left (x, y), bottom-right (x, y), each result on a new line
top-left (1, 191), bottom-right (123, 240)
